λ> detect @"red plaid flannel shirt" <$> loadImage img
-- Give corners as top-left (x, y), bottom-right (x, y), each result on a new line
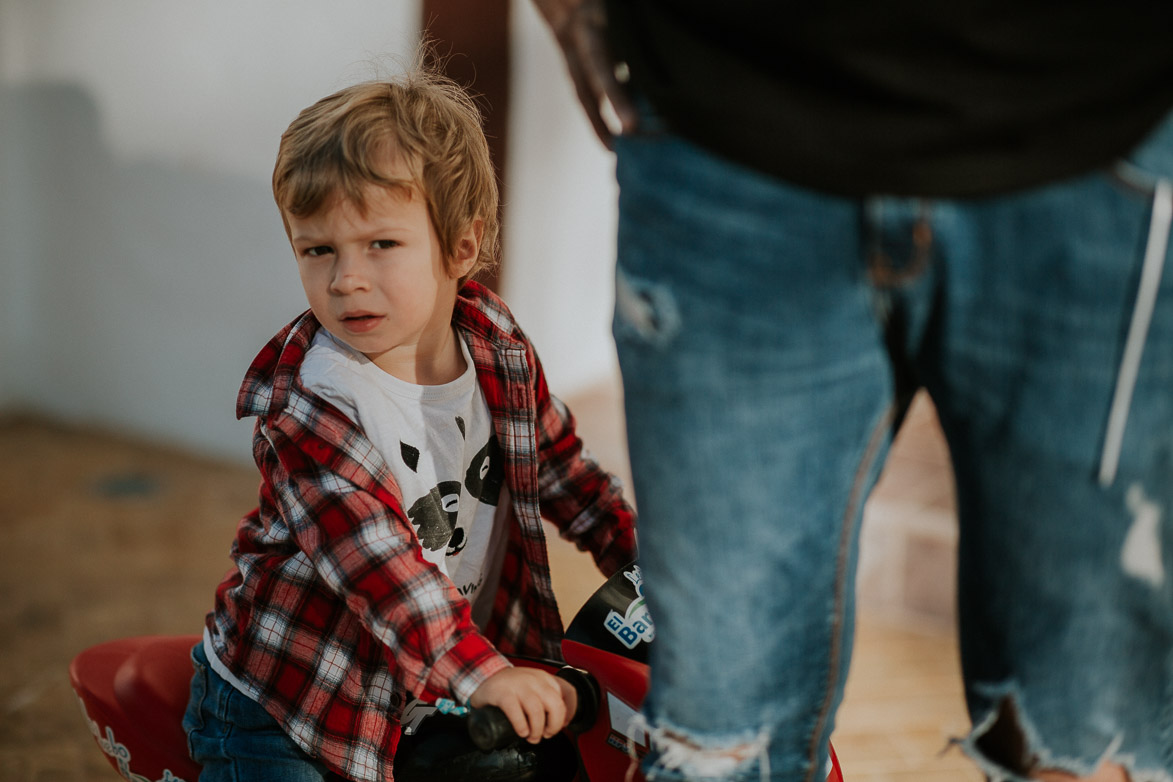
top-left (204, 282), bottom-right (637, 782)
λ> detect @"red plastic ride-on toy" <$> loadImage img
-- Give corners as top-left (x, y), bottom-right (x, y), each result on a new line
top-left (71, 563), bottom-right (843, 781)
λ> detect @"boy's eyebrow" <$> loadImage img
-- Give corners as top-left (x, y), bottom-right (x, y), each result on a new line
top-left (289, 220), bottom-right (419, 245)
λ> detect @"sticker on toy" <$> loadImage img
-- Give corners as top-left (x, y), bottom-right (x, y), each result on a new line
top-left (604, 566), bottom-right (655, 650)
top-left (606, 692), bottom-right (649, 758)
top-left (76, 695), bottom-right (188, 782)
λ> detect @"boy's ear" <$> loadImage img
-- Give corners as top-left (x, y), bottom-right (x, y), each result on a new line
top-left (450, 218), bottom-right (484, 279)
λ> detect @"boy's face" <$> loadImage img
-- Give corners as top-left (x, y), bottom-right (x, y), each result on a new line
top-left (287, 178), bottom-right (478, 382)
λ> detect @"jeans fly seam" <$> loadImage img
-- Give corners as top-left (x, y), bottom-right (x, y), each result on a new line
top-left (803, 403), bottom-right (896, 782)
top-left (866, 201), bottom-right (935, 289)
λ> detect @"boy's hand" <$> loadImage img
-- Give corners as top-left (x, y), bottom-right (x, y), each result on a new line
top-left (469, 667), bottom-right (578, 744)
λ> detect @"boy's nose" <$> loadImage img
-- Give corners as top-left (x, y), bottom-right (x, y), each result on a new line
top-left (330, 254), bottom-right (370, 294)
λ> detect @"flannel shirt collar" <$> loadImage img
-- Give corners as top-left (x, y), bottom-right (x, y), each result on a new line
top-left (237, 281), bottom-right (521, 419)
top-left (233, 281), bottom-right (525, 492)
top-left (451, 281), bottom-right (528, 353)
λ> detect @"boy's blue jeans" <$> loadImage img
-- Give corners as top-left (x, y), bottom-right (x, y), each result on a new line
top-left (612, 110), bottom-right (1173, 782)
top-left (183, 643), bottom-right (341, 782)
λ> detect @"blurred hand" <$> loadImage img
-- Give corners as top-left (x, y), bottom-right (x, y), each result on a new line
top-left (469, 667), bottom-right (579, 744)
top-left (531, 0), bottom-right (638, 148)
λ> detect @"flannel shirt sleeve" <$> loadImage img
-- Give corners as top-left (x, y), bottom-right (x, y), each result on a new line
top-left (259, 420), bottom-right (511, 704)
top-left (527, 346), bottom-right (638, 576)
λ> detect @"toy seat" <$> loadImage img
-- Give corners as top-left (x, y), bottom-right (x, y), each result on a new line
top-left (70, 635), bottom-right (203, 782)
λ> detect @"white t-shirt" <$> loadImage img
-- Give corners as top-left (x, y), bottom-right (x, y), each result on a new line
top-left (299, 328), bottom-right (510, 628)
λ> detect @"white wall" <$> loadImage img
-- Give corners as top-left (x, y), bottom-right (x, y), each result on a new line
top-left (502, 2), bottom-right (620, 397)
top-left (0, 0), bottom-right (619, 463)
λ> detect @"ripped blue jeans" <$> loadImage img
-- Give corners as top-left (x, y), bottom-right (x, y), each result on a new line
top-left (612, 111), bottom-right (1173, 782)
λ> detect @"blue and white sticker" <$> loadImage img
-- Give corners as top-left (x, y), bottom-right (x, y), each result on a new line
top-left (604, 566), bottom-right (655, 650)
top-left (399, 697), bottom-right (470, 735)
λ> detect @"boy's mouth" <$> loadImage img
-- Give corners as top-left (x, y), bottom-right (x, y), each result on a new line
top-left (339, 312), bottom-right (384, 333)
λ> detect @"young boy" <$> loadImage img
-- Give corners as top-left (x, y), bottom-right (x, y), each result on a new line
top-left (182, 63), bottom-right (637, 782)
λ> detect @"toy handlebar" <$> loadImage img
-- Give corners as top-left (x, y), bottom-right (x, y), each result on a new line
top-left (468, 666), bottom-right (600, 751)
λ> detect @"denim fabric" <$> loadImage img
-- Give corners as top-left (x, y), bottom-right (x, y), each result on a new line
top-left (612, 110), bottom-right (1173, 782)
top-left (183, 643), bottom-right (339, 782)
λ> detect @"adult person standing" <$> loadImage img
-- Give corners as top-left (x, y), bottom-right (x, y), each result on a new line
top-left (531, 2), bottom-right (1173, 781)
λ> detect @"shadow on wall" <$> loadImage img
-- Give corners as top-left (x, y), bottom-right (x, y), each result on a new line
top-left (0, 82), bottom-right (307, 463)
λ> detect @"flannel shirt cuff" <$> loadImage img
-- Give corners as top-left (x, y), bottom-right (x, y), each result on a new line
top-left (427, 632), bottom-right (513, 705)
top-left (578, 515), bottom-right (638, 577)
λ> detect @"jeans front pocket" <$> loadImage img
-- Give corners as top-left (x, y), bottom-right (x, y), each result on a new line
top-left (182, 643), bottom-right (209, 759)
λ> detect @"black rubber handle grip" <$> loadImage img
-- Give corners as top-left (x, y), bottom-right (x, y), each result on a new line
top-left (467, 667), bottom-right (600, 751)
top-left (467, 705), bottom-right (516, 752)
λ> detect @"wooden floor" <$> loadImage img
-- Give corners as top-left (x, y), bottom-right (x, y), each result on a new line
top-left (0, 390), bottom-right (981, 782)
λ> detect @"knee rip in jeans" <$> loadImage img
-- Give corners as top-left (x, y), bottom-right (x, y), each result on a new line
top-left (630, 713), bottom-right (772, 782)
top-left (961, 688), bottom-right (1168, 782)
top-left (1121, 482), bottom-right (1165, 588)
top-left (615, 268), bottom-right (681, 347)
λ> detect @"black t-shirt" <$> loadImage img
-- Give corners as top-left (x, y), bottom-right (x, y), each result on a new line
top-left (605, 0), bottom-right (1173, 197)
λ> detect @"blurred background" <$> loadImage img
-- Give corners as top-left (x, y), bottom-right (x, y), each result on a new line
top-left (0, 0), bottom-right (619, 461)
top-left (0, 2), bottom-right (976, 780)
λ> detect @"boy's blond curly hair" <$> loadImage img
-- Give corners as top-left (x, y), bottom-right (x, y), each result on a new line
top-left (273, 63), bottom-right (500, 280)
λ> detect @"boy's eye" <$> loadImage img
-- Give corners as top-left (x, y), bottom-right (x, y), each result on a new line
top-left (303, 245), bottom-right (333, 258)
top-left (372, 239), bottom-right (399, 250)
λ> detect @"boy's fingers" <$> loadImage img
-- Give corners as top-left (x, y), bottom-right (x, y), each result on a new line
top-left (520, 695), bottom-right (548, 743)
top-left (541, 690), bottom-right (566, 739)
top-left (526, 676), bottom-right (569, 741)
top-left (557, 677), bottom-right (578, 730)
top-left (471, 668), bottom-right (573, 743)
top-left (501, 700), bottom-right (532, 741)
